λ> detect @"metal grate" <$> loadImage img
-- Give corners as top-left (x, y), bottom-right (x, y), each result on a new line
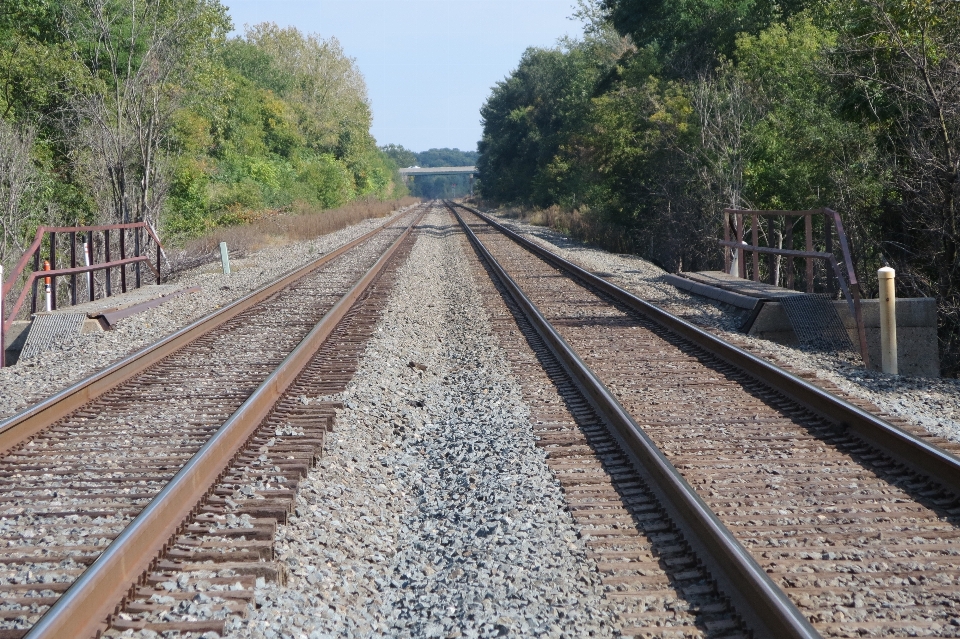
top-left (19, 314), bottom-right (86, 360)
top-left (779, 294), bottom-right (855, 353)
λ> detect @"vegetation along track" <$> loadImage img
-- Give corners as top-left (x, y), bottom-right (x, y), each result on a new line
top-left (0, 203), bottom-right (426, 639)
top-left (449, 201), bottom-right (960, 638)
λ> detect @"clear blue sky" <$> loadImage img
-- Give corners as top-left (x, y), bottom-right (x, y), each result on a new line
top-left (224, 1), bottom-right (587, 153)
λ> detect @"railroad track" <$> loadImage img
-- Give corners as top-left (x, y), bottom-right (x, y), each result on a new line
top-left (0, 204), bottom-right (426, 639)
top-left (448, 200), bottom-right (960, 638)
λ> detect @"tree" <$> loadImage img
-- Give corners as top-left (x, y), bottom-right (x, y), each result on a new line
top-left (826, 0), bottom-right (960, 370)
top-left (66, 0), bottom-right (229, 225)
top-left (380, 144), bottom-right (417, 169)
top-left (0, 120), bottom-right (40, 267)
top-left (243, 23), bottom-right (371, 156)
top-left (0, 0), bottom-right (89, 121)
top-left (478, 35), bottom-right (620, 205)
top-left (601, 0), bottom-right (809, 71)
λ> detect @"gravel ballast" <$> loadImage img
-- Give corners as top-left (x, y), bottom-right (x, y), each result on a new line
top-left (0, 211), bottom-right (412, 420)
top-left (225, 207), bottom-right (615, 638)
top-left (9, 199), bottom-right (960, 637)
top-left (485, 208), bottom-right (960, 446)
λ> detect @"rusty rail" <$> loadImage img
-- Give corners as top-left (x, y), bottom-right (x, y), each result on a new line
top-left (0, 209), bottom-right (413, 456)
top-left (1, 221), bottom-right (164, 367)
top-left (451, 200), bottom-right (960, 637)
top-left (448, 201), bottom-right (820, 639)
top-left (457, 201), bottom-right (960, 492)
top-left (20, 207), bottom-right (423, 639)
top-left (722, 208), bottom-right (869, 365)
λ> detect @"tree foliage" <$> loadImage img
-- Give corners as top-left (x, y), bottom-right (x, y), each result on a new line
top-left (165, 21), bottom-right (398, 236)
top-left (0, 4), bottom-right (403, 264)
top-left (479, 0), bottom-right (960, 373)
top-left (601, 0), bottom-right (807, 68)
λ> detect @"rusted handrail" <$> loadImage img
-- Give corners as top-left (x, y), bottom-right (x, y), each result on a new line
top-left (3, 258), bottom-right (157, 331)
top-left (722, 208), bottom-right (868, 365)
top-left (2, 222), bottom-right (161, 299)
top-left (2, 221), bottom-right (164, 367)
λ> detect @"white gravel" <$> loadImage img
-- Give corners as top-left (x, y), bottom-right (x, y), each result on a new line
top-left (484, 207), bottom-right (960, 446)
top-left (0, 210), bottom-right (413, 420)
top-left (225, 207), bottom-right (616, 639)
top-left (10, 199), bottom-right (960, 637)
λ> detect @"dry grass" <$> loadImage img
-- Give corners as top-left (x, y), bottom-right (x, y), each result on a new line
top-left (494, 203), bottom-right (639, 255)
top-left (167, 197), bottom-right (420, 274)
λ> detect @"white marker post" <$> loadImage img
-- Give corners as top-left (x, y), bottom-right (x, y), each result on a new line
top-left (83, 240), bottom-right (92, 296)
top-left (44, 259), bottom-right (52, 313)
top-left (219, 242), bottom-right (231, 275)
top-left (878, 267), bottom-right (898, 375)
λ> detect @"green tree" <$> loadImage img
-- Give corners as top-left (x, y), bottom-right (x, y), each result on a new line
top-left (824, 0), bottom-right (960, 370)
top-left (0, 0), bottom-right (89, 121)
top-left (380, 144), bottom-right (417, 169)
top-left (734, 18), bottom-right (882, 215)
top-left (601, 0), bottom-right (809, 68)
top-left (0, 3), bottom-right (403, 269)
top-left (66, 0), bottom-right (231, 225)
top-left (478, 34), bottom-right (622, 205)
top-left (165, 22), bottom-right (398, 234)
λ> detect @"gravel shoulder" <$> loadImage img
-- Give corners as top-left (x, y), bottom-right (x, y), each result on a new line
top-left (484, 208), bottom-right (960, 446)
top-left (226, 207), bottom-right (615, 639)
top-left (0, 210), bottom-right (412, 420)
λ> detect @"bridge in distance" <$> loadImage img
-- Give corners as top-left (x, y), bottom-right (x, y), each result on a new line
top-left (398, 166), bottom-right (477, 194)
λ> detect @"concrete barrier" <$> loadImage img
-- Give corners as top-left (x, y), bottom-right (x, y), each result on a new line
top-left (3, 321), bottom-right (32, 364)
top-left (662, 274), bottom-right (761, 311)
top-left (748, 298), bottom-right (939, 377)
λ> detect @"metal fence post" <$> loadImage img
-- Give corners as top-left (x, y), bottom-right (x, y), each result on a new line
top-left (49, 232), bottom-right (57, 310)
top-left (70, 232), bottom-right (77, 305)
top-left (84, 236), bottom-right (94, 301)
top-left (1, 264), bottom-right (4, 368)
top-left (104, 229), bottom-right (112, 297)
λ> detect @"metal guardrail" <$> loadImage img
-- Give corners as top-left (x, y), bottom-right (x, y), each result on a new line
top-left (1, 221), bottom-right (164, 367)
top-left (722, 208), bottom-right (869, 365)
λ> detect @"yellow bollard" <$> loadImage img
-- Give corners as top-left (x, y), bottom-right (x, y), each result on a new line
top-left (878, 267), bottom-right (897, 375)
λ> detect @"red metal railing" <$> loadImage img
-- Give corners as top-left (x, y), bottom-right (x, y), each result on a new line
top-left (722, 208), bottom-right (868, 365)
top-left (2, 222), bottom-right (164, 367)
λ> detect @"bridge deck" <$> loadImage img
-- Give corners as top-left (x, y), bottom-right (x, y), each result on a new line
top-left (398, 166), bottom-right (476, 176)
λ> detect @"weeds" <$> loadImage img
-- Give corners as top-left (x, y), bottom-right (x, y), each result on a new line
top-left (165, 197), bottom-right (420, 275)
top-left (494, 203), bottom-right (640, 257)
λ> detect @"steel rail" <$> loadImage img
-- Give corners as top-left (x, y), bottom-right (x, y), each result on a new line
top-left (24, 209), bottom-right (425, 639)
top-left (448, 201), bottom-right (820, 638)
top-left (0, 205), bottom-right (422, 455)
top-left (448, 205), bottom-right (820, 639)
top-left (452, 202), bottom-right (960, 495)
